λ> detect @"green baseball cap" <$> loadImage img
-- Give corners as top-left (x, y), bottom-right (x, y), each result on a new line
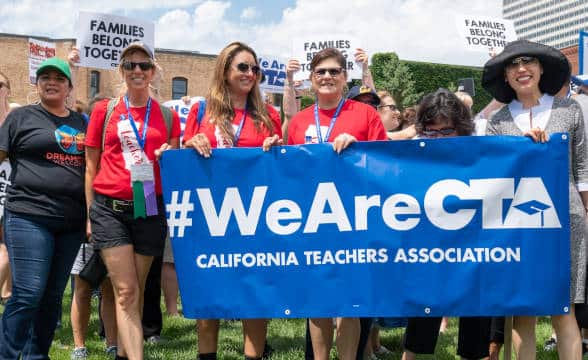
top-left (36, 57), bottom-right (72, 84)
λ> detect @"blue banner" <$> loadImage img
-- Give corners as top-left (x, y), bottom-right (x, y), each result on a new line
top-left (160, 135), bottom-right (570, 319)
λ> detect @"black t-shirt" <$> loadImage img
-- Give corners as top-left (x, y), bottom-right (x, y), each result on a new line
top-left (0, 104), bottom-right (86, 223)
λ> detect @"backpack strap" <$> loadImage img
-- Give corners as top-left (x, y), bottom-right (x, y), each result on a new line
top-left (159, 105), bottom-right (173, 143)
top-left (101, 98), bottom-right (173, 151)
top-left (102, 97), bottom-right (120, 151)
top-left (197, 99), bottom-right (206, 126)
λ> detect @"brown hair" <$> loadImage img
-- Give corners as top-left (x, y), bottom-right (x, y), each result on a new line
top-left (416, 88), bottom-right (473, 136)
top-left (0, 70), bottom-right (11, 90)
top-left (309, 48), bottom-right (347, 73)
top-left (402, 106), bottom-right (417, 127)
top-left (206, 41), bottom-right (274, 142)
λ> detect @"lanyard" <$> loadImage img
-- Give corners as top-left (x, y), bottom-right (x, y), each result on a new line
top-left (314, 98), bottom-right (345, 143)
top-left (124, 95), bottom-right (152, 150)
top-left (233, 102), bottom-right (247, 145)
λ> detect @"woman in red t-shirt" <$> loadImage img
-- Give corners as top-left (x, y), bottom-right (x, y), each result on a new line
top-left (286, 48), bottom-right (386, 360)
top-left (85, 42), bottom-right (180, 360)
top-left (183, 41), bottom-right (282, 360)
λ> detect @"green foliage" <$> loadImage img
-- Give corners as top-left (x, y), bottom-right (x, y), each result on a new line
top-left (300, 95), bottom-right (315, 109)
top-left (370, 52), bottom-right (494, 114)
top-left (0, 285), bottom-right (560, 359)
top-left (403, 60), bottom-right (493, 114)
top-left (370, 52), bottom-right (421, 109)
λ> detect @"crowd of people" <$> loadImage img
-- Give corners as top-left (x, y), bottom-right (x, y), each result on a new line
top-left (0, 37), bottom-right (586, 360)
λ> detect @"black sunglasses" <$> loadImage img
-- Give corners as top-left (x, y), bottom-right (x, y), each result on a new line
top-left (377, 104), bottom-right (398, 111)
top-left (122, 61), bottom-right (155, 71)
top-left (314, 68), bottom-right (343, 77)
top-left (0, 82), bottom-right (8, 89)
top-left (506, 56), bottom-right (538, 68)
top-left (236, 62), bottom-right (260, 75)
top-left (422, 127), bottom-right (456, 137)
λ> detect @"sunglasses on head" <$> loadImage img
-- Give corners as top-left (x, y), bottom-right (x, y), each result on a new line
top-left (313, 68), bottom-right (343, 77)
top-left (121, 61), bottom-right (154, 71)
top-left (377, 104), bottom-right (398, 111)
top-left (235, 62), bottom-right (260, 75)
top-left (422, 127), bottom-right (456, 137)
top-left (507, 56), bottom-right (537, 68)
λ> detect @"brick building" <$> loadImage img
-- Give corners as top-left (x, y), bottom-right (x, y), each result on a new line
top-left (0, 32), bottom-right (217, 107)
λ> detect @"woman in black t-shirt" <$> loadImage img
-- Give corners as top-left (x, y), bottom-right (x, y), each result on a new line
top-left (0, 57), bottom-right (86, 359)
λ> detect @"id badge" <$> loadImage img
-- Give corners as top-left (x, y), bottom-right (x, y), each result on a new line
top-left (130, 163), bottom-right (155, 182)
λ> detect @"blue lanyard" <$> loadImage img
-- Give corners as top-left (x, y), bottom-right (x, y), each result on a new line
top-left (314, 98), bottom-right (345, 143)
top-left (124, 95), bottom-right (152, 150)
top-left (233, 102), bottom-right (247, 145)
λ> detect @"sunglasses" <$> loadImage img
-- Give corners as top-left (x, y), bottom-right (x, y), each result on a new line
top-left (121, 61), bottom-right (155, 71)
top-left (235, 62), bottom-right (260, 75)
top-left (422, 127), bottom-right (456, 137)
top-left (377, 104), bottom-right (398, 111)
top-left (506, 56), bottom-right (538, 69)
top-left (313, 68), bottom-right (343, 77)
top-left (0, 82), bottom-right (8, 90)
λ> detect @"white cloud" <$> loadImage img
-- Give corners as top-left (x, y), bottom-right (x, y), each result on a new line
top-left (154, 0), bottom-right (503, 66)
top-left (0, 0), bottom-right (204, 38)
top-left (0, 0), bottom-right (504, 66)
top-left (240, 7), bottom-right (259, 21)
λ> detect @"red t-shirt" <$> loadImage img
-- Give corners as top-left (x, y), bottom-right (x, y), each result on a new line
top-left (183, 103), bottom-right (282, 148)
top-left (86, 98), bottom-right (181, 200)
top-left (287, 99), bottom-right (387, 145)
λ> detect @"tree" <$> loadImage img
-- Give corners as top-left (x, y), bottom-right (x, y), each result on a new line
top-left (370, 52), bottom-right (421, 108)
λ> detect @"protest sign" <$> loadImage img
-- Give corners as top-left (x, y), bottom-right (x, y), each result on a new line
top-left (580, 30), bottom-right (588, 74)
top-left (258, 55), bottom-right (287, 94)
top-left (0, 161), bottom-right (11, 215)
top-left (163, 97), bottom-right (204, 143)
top-left (455, 15), bottom-right (517, 53)
top-left (76, 11), bottom-right (155, 70)
top-left (28, 38), bottom-right (56, 84)
top-left (292, 36), bottom-right (362, 81)
top-left (161, 135), bottom-right (570, 319)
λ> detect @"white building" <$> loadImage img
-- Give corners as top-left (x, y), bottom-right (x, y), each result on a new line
top-left (503, 0), bottom-right (588, 49)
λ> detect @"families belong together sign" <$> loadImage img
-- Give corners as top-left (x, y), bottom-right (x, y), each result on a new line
top-left (76, 11), bottom-right (155, 70)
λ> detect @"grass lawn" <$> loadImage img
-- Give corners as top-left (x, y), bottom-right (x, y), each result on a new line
top-left (1, 284), bottom-right (562, 359)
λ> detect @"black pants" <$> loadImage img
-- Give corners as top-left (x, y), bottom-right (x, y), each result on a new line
top-left (404, 316), bottom-right (492, 358)
top-left (142, 255), bottom-right (163, 338)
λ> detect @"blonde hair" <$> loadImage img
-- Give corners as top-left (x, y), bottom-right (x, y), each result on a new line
top-left (206, 41), bottom-right (274, 142)
top-left (376, 90), bottom-right (394, 103)
top-left (0, 70), bottom-right (10, 112)
top-left (454, 91), bottom-right (473, 109)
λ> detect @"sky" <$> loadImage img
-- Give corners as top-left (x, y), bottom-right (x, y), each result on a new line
top-left (0, 0), bottom-right (503, 67)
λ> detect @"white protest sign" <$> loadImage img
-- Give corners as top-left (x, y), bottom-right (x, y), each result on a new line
top-left (0, 161), bottom-right (11, 216)
top-left (292, 36), bottom-right (362, 81)
top-left (28, 38), bottom-right (56, 84)
top-left (163, 97), bottom-right (204, 143)
top-left (77, 11), bottom-right (155, 70)
top-left (455, 15), bottom-right (517, 53)
top-left (580, 30), bottom-right (588, 74)
top-left (258, 55), bottom-right (287, 94)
